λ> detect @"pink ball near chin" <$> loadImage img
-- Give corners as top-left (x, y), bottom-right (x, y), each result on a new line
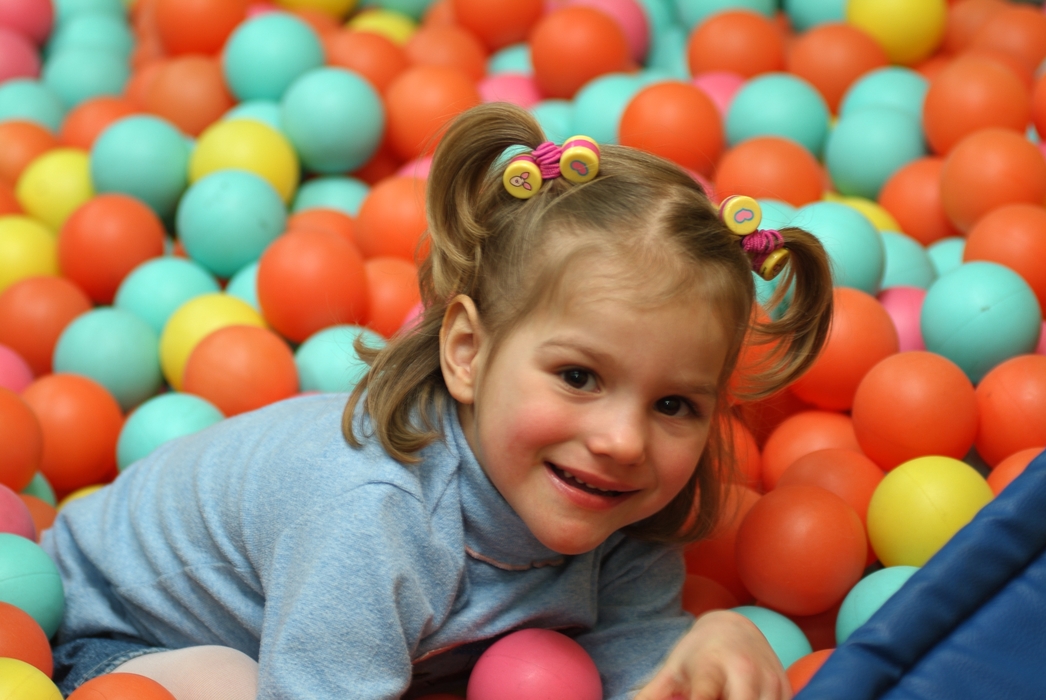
top-left (467, 629), bottom-right (602, 700)
top-left (877, 286), bottom-right (927, 353)
top-left (692, 71), bottom-right (745, 119)
top-left (0, 26), bottom-right (40, 82)
top-left (478, 73), bottom-right (542, 109)
top-left (0, 343), bottom-right (33, 393)
top-left (564, 0), bottom-right (649, 63)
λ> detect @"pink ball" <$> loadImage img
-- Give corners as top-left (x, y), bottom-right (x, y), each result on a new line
top-left (478, 73), bottom-right (542, 109)
top-left (399, 300), bottom-right (423, 333)
top-left (877, 286), bottom-right (927, 353)
top-left (0, 484), bottom-right (35, 540)
top-left (0, 0), bottom-right (52, 45)
top-left (0, 26), bottom-right (39, 81)
top-left (467, 629), bottom-right (602, 700)
top-left (1037, 322), bottom-right (1046, 355)
top-left (397, 155), bottom-right (432, 180)
top-left (565, 0), bottom-right (649, 63)
top-left (692, 71), bottom-right (745, 119)
top-left (0, 343), bottom-right (33, 393)
top-left (246, 2), bottom-right (279, 18)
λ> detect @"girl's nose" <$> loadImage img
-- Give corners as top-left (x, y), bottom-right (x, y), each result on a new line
top-left (586, 401), bottom-right (646, 466)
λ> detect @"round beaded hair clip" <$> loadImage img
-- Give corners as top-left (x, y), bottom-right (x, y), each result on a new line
top-left (503, 136), bottom-right (600, 200)
top-left (718, 195), bottom-right (790, 281)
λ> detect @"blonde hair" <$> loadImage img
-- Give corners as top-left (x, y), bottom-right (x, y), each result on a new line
top-left (345, 103), bottom-right (833, 544)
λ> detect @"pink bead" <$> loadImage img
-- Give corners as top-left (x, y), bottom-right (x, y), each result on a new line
top-left (0, 0), bottom-right (52, 46)
top-left (692, 71), bottom-right (746, 119)
top-left (0, 26), bottom-right (40, 82)
top-left (0, 344), bottom-right (33, 393)
top-left (467, 629), bottom-right (602, 700)
top-left (478, 73), bottom-right (542, 109)
top-left (877, 286), bottom-right (927, 353)
top-left (0, 484), bottom-right (35, 541)
top-left (565, 0), bottom-right (649, 63)
top-left (397, 156), bottom-right (432, 180)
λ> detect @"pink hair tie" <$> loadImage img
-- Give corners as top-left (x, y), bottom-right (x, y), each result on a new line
top-left (502, 136), bottom-right (601, 200)
top-left (718, 195), bottom-right (791, 281)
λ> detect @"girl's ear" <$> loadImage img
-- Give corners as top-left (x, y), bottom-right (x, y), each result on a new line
top-left (440, 295), bottom-right (485, 404)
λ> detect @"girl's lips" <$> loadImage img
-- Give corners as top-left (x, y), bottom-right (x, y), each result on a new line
top-left (545, 461), bottom-right (637, 493)
top-left (545, 462), bottom-right (639, 501)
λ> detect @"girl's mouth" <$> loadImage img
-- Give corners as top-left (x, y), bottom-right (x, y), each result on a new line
top-left (547, 462), bottom-right (627, 498)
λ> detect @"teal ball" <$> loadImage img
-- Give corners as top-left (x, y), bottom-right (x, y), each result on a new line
top-left (222, 13), bottom-right (324, 102)
top-left (824, 106), bottom-right (925, 200)
top-left (793, 201), bottom-right (885, 294)
top-left (42, 47), bottom-right (128, 108)
top-left (0, 533), bottom-right (64, 638)
top-left (573, 73), bottom-right (643, 145)
top-left (839, 67), bottom-right (929, 122)
top-left (880, 231), bottom-right (936, 290)
top-left (47, 13), bottom-right (134, 59)
top-left (675, 0), bottom-right (775, 29)
top-left (732, 606), bottom-right (812, 669)
top-left (295, 325), bottom-right (385, 394)
top-left (927, 237), bottom-right (965, 278)
top-left (223, 100), bottom-right (284, 133)
top-left (836, 566), bottom-right (919, 644)
top-left (114, 257), bottom-right (220, 335)
top-left (783, 0), bottom-right (845, 31)
top-left (226, 261), bottom-right (260, 312)
top-left (117, 392), bottom-right (224, 470)
top-left (488, 43), bottom-right (532, 75)
top-left (0, 79), bottom-right (65, 131)
top-left (530, 99), bottom-right (574, 145)
top-left (726, 73), bottom-right (830, 157)
top-left (292, 176), bottom-right (370, 217)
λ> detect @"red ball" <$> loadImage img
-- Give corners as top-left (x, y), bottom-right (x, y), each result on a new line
top-left (59, 97), bottom-right (140, 151)
top-left (736, 484), bottom-right (866, 616)
top-left (183, 325), bottom-right (299, 417)
top-left (1033, 72), bottom-right (1046, 141)
top-left (144, 55), bottom-right (234, 137)
top-left (987, 446), bottom-right (1044, 495)
top-left (257, 229), bottom-right (369, 343)
top-left (0, 120), bottom-right (57, 187)
top-left (964, 203), bottom-right (1046, 314)
top-left (59, 194), bottom-right (166, 305)
top-left (354, 176), bottom-right (428, 262)
top-left (683, 484), bottom-right (761, 603)
top-left (682, 574), bottom-right (740, 618)
top-left (0, 275), bottom-right (92, 376)
top-left (385, 65), bottom-right (481, 161)
top-left (287, 208), bottom-right (356, 247)
top-left (451, 0), bottom-right (543, 51)
top-left (787, 649), bottom-right (834, 694)
top-left (154, 0), bottom-right (250, 55)
top-left (324, 30), bottom-right (409, 95)
top-left (714, 136), bottom-right (824, 206)
top-left (724, 414), bottom-right (762, 491)
top-left (877, 157), bottom-right (960, 246)
top-left (776, 448), bottom-right (884, 526)
top-left (68, 673), bottom-right (176, 700)
top-left (786, 23), bottom-right (889, 113)
top-left (530, 6), bottom-right (632, 99)
top-left (0, 180), bottom-right (20, 215)
top-left (968, 5), bottom-right (1046, 74)
top-left (405, 24), bottom-right (488, 83)
top-left (467, 629), bottom-right (601, 700)
top-left (975, 354), bottom-right (1046, 467)
top-left (0, 600), bottom-right (52, 676)
top-left (943, 0), bottom-right (1007, 56)
top-left (761, 411), bottom-right (861, 491)
top-left (364, 257), bottom-right (421, 339)
top-left (0, 387), bottom-right (41, 492)
top-left (619, 81), bottom-right (723, 177)
top-left (686, 10), bottom-right (785, 79)
top-left (940, 128), bottom-right (1046, 233)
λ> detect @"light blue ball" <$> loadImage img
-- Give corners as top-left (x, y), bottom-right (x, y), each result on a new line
top-left (222, 13), bottom-right (325, 102)
top-left (488, 44), bottom-right (532, 76)
top-left (115, 257), bottom-right (221, 335)
top-left (922, 262), bottom-right (1043, 383)
top-left (91, 115), bottom-right (191, 219)
top-left (296, 325), bottom-right (386, 393)
top-left (732, 606), bottom-right (813, 669)
top-left (292, 176), bottom-right (370, 217)
top-left (226, 261), bottom-right (260, 312)
top-left (52, 307), bottom-right (163, 411)
top-left (675, 0), bottom-right (775, 29)
top-left (573, 73), bottom-right (643, 145)
top-left (42, 47), bottom-right (129, 109)
top-left (47, 13), bottom-right (134, 59)
top-left (839, 67), bottom-right (929, 122)
top-left (0, 534), bottom-right (65, 638)
top-left (639, 0), bottom-right (680, 36)
top-left (880, 231), bottom-right (936, 290)
top-left (530, 100), bottom-right (574, 145)
top-left (645, 24), bottom-right (689, 80)
top-left (825, 106), bottom-right (926, 200)
top-left (836, 566), bottom-right (919, 645)
top-left (792, 201), bottom-right (885, 294)
top-left (927, 236), bottom-right (965, 278)
top-left (281, 68), bottom-right (385, 174)
top-left (224, 100), bottom-right (284, 132)
top-left (753, 199), bottom-right (798, 313)
top-left (758, 199), bottom-right (797, 230)
top-left (177, 170), bottom-right (287, 279)
top-left (726, 73), bottom-right (830, 156)
top-left (116, 392), bottom-right (224, 470)
top-left (54, 0), bottom-right (125, 23)
top-left (363, 0), bottom-right (434, 19)
top-left (20, 472), bottom-right (56, 507)
top-left (783, 0), bottom-right (845, 31)
top-left (0, 79), bottom-right (65, 131)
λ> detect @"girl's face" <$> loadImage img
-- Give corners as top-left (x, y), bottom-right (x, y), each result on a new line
top-left (445, 265), bottom-right (731, 555)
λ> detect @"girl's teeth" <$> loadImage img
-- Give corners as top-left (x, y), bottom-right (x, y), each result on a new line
top-left (565, 470), bottom-right (613, 493)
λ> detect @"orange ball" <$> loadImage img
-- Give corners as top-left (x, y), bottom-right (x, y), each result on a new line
top-left (943, 0), bottom-right (1007, 55)
top-left (791, 288), bottom-right (899, 412)
top-left (406, 25), bottom-right (488, 83)
top-left (714, 136), bottom-right (824, 207)
top-left (68, 673), bottom-right (176, 700)
top-left (877, 157), bottom-right (960, 246)
top-left (777, 448), bottom-right (883, 525)
top-left (257, 229), bottom-right (369, 343)
top-left (940, 127), bottom-right (1046, 233)
top-left (683, 484), bottom-right (761, 604)
top-left (619, 82), bottom-right (722, 177)
top-left (0, 276), bottom-right (92, 376)
top-left (183, 325), bottom-right (298, 417)
top-left (923, 55), bottom-right (1030, 155)
top-left (0, 181), bottom-right (20, 215)
top-left (352, 141), bottom-right (404, 186)
top-left (289, 8), bottom-right (341, 37)
top-left (975, 354), bottom-right (1046, 467)
top-left (144, 55), bottom-right (234, 137)
top-left (965, 204), bottom-right (1046, 313)
top-left (21, 373), bottom-right (123, 496)
top-left (18, 493), bottom-right (57, 540)
top-left (968, 5), bottom-right (1046, 73)
top-left (724, 414), bottom-right (762, 491)
top-left (324, 30), bottom-right (409, 94)
top-left (58, 194), bottom-right (166, 305)
top-left (125, 61), bottom-right (167, 109)
top-left (686, 10), bottom-right (786, 79)
top-left (60, 97), bottom-right (140, 151)
top-left (0, 121), bottom-right (57, 187)
top-left (451, 0), bottom-right (542, 51)
top-left (530, 6), bottom-right (632, 99)
top-left (154, 0), bottom-right (250, 55)
top-left (736, 484), bottom-right (866, 616)
top-left (682, 574), bottom-right (740, 618)
top-left (354, 176), bottom-right (428, 261)
top-left (0, 600), bottom-right (52, 677)
top-left (962, 46), bottom-right (1034, 90)
top-left (786, 23), bottom-right (889, 113)
top-left (0, 387), bottom-right (42, 492)
top-left (365, 257), bottom-right (421, 338)
top-left (987, 446), bottom-right (1044, 495)
top-left (761, 410), bottom-right (861, 491)
top-left (287, 208), bottom-right (355, 247)
top-left (737, 387), bottom-right (815, 449)
top-left (852, 351), bottom-right (978, 470)
top-left (787, 649), bottom-right (834, 694)
top-left (384, 65), bottom-right (481, 161)
top-left (1033, 72), bottom-right (1046, 142)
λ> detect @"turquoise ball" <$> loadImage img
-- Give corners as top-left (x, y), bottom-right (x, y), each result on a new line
top-left (292, 176), bottom-right (370, 217)
top-left (47, 13), bottom-right (134, 59)
top-left (488, 44), bottom-right (532, 76)
top-left (573, 73), bottom-right (643, 145)
top-left (54, 0), bottom-right (125, 24)
top-left (839, 67), bottom-right (929, 122)
top-left (732, 606), bottom-right (812, 669)
top-left (922, 261), bottom-right (1043, 383)
top-left (223, 100), bottom-right (284, 132)
top-left (880, 231), bottom-right (936, 290)
top-left (52, 307), bottom-right (163, 412)
top-left (927, 237), bottom-right (965, 278)
top-left (0, 533), bottom-right (64, 638)
top-left (42, 47), bottom-right (128, 108)
top-left (295, 325), bottom-right (386, 394)
top-left (365, 0), bottom-right (434, 20)
top-left (726, 73), bottom-right (830, 157)
top-left (836, 566), bottom-right (919, 644)
top-left (675, 0), bottom-right (775, 29)
top-left (645, 25), bottom-right (689, 80)
top-left (530, 99), bottom-right (574, 145)
top-left (117, 393), bottom-right (224, 470)
top-left (639, 0), bottom-right (679, 36)
top-left (226, 261), bottom-right (260, 312)
top-left (0, 79), bottom-right (65, 131)
top-left (222, 13), bottom-right (324, 102)
top-left (114, 257), bottom-right (221, 335)
top-left (21, 473), bottom-right (56, 508)
top-left (793, 201), bottom-right (885, 294)
top-left (825, 106), bottom-right (926, 200)
top-left (783, 0), bottom-right (845, 31)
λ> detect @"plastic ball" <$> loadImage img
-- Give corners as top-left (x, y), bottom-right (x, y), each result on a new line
top-left (19, 493), bottom-right (54, 538)
top-left (478, 73), bottom-right (541, 109)
top-left (0, 121), bottom-right (56, 187)
top-left (0, 275), bottom-right (91, 376)
top-left (846, 0), bottom-right (946, 66)
top-left (48, 12), bottom-right (133, 58)
top-left (488, 43), bottom-right (532, 76)
top-left (295, 324), bottom-right (384, 393)
top-left (276, 0), bottom-right (356, 17)
top-left (867, 455), bottom-right (993, 567)
top-left (59, 96), bottom-right (138, 151)
top-left (292, 176), bottom-right (369, 216)
top-left (323, 29), bottom-right (409, 94)
top-left (451, 0), bottom-right (542, 51)
top-left (143, 56), bottom-right (234, 138)
top-left (287, 207), bottom-right (355, 246)
top-left (570, 73), bottom-right (641, 146)
top-left (66, 673), bottom-right (175, 699)
top-left (222, 99), bottom-right (283, 132)
top-left (835, 565), bottom-right (919, 644)
top-left (714, 137), bottom-right (823, 207)
top-left (405, 24), bottom-right (487, 82)
top-left (0, 0), bottom-right (53, 45)
top-left (877, 157), bottom-right (958, 246)
top-left (943, 0), bottom-right (1007, 56)
top-left (777, 448), bottom-right (884, 530)
top-left (683, 484), bottom-right (760, 603)
top-left (838, 197), bottom-right (900, 233)
top-left (281, 68), bottom-right (384, 174)
top-left (0, 343), bottom-right (33, 392)
top-left (225, 261), bottom-right (259, 311)
top-left (761, 411), bottom-right (861, 490)
top-left (346, 8), bottom-right (417, 45)
top-left (384, 66), bottom-right (482, 161)
top-left (530, 99), bottom-right (574, 145)
top-left (786, 23), bottom-right (888, 114)
top-left (926, 236), bottom-right (965, 278)
top-left (41, 47), bottom-right (129, 110)
top-left (824, 106), bottom-right (925, 200)
top-left (879, 231), bottom-right (934, 290)
top-left (988, 447), bottom-right (1044, 496)
top-left (0, 387), bottom-right (41, 492)
top-left (682, 574), bottom-right (740, 617)
top-left (154, 0), bottom-right (249, 55)
top-left (0, 26), bottom-right (39, 82)
top-left (363, 257), bottom-right (420, 338)
top-left (114, 257), bottom-right (220, 335)
top-left (786, 648), bottom-right (833, 694)
top-left (687, 10), bottom-right (784, 79)
top-left (177, 170), bottom-right (287, 279)
top-left (0, 483), bottom-right (34, 539)
top-left (116, 392), bottom-right (223, 471)
top-left (691, 71), bottom-right (744, 119)
top-left (877, 286), bottom-right (926, 352)
top-left (725, 73), bottom-right (829, 157)
top-left (964, 204), bottom-right (1046, 313)
top-left (922, 261), bottom-right (1042, 383)
top-left (619, 81), bottom-right (722, 177)
top-left (732, 606), bottom-right (813, 669)
top-left (21, 472), bottom-right (54, 506)
top-left (0, 600), bottom-right (51, 676)
top-left (467, 628), bottom-right (601, 700)
top-left (0, 215), bottom-right (56, 294)
top-left (791, 201), bottom-right (885, 294)
top-left (968, 5), bottom-right (1046, 74)
top-left (354, 176), bottom-right (427, 261)
top-left (221, 13), bottom-right (324, 102)
top-left (839, 67), bottom-right (928, 122)
top-left (530, 7), bottom-right (631, 100)
top-left (189, 118), bottom-right (299, 203)
top-left (16, 147), bottom-right (93, 230)
top-left (784, 0), bottom-right (844, 32)
top-left (0, 658), bottom-right (61, 700)
top-left (0, 79), bottom-right (64, 132)
top-left (974, 355), bottom-right (1046, 467)
top-left (0, 532), bottom-right (64, 636)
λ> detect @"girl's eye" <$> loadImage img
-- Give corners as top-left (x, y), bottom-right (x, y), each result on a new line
top-left (562, 369), bottom-right (596, 390)
top-left (655, 397), bottom-right (693, 417)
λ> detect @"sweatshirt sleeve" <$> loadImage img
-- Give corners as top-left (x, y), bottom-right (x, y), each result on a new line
top-left (573, 537), bottom-right (695, 700)
top-left (254, 482), bottom-right (459, 700)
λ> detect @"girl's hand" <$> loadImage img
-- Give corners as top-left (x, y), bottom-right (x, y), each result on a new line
top-left (634, 610), bottom-right (792, 700)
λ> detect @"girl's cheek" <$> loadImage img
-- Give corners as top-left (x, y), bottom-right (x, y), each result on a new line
top-left (504, 396), bottom-right (579, 453)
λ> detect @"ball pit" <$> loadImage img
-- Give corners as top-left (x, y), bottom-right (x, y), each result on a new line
top-left (295, 324), bottom-right (385, 394)
top-left (0, 121), bottom-right (57, 186)
top-left (761, 411), bottom-right (861, 490)
top-left (0, 79), bottom-right (65, 131)
top-left (964, 204), bottom-right (1046, 312)
top-left (839, 67), bottom-right (928, 121)
top-left (144, 57), bottom-right (235, 138)
top-left (988, 447), bottom-right (1045, 496)
top-left (846, 0), bottom-right (946, 66)
top-left (715, 136), bottom-right (823, 207)
top-left (824, 106), bottom-right (925, 200)
top-left (189, 118), bottom-right (299, 203)
top-left (619, 81), bottom-right (722, 177)
top-left (221, 12), bottom-right (324, 102)
top-left (725, 73), bottom-right (829, 157)
top-left (791, 202), bottom-right (885, 294)
top-left (786, 22), bottom-right (888, 114)
top-left (879, 231), bottom-right (935, 290)
top-left (116, 393), bottom-right (224, 471)
top-left (0, 275), bottom-right (91, 376)
top-left (114, 257), bottom-right (220, 336)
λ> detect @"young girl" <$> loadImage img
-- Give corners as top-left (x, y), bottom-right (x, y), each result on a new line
top-left (43, 103), bottom-right (833, 700)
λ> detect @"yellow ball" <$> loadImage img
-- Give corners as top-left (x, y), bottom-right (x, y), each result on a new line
top-left (0, 216), bottom-right (57, 294)
top-left (15, 148), bottom-right (94, 231)
top-left (58, 484), bottom-right (105, 510)
top-left (160, 293), bottom-right (266, 390)
top-left (277, 0), bottom-right (357, 18)
top-left (841, 197), bottom-right (902, 232)
top-left (189, 119), bottom-right (300, 203)
top-left (847, 0), bottom-right (947, 66)
top-left (346, 8), bottom-right (417, 46)
top-left (867, 456), bottom-right (994, 567)
top-left (0, 658), bottom-right (62, 700)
